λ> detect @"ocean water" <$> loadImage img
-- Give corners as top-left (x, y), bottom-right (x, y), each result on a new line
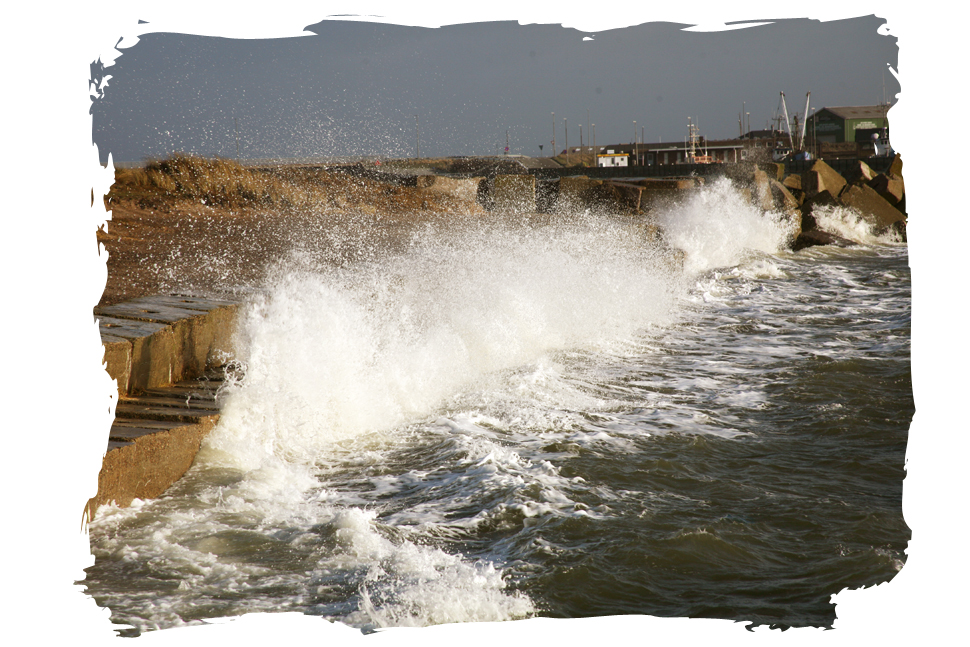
top-left (82, 178), bottom-right (911, 634)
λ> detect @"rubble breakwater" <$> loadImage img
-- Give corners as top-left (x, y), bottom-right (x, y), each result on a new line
top-left (328, 153), bottom-right (907, 249)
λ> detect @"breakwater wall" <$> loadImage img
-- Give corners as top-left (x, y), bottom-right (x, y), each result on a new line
top-left (90, 154), bottom-right (905, 516)
top-left (89, 295), bottom-right (240, 519)
top-left (325, 155), bottom-right (906, 249)
top-left (467, 156), bottom-right (906, 248)
top-left (525, 156), bottom-right (896, 181)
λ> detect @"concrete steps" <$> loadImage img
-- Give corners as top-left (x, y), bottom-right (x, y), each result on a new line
top-left (88, 295), bottom-right (242, 519)
top-left (88, 372), bottom-right (227, 517)
top-left (96, 294), bottom-right (239, 398)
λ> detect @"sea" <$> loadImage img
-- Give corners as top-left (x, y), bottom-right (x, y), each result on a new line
top-left (81, 177), bottom-right (912, 635)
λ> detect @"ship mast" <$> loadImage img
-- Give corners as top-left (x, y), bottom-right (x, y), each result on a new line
top-left (687, 117), bottom-right (700, 163)
top-left (780, 91), bottom-right (795, 151)
top-left (800, 91), bottom-right (811, 151)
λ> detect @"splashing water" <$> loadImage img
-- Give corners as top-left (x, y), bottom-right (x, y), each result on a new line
top-left (85, 178), bottom-right (908, 634)
top-left (811, 203), bottom-right (903, 245)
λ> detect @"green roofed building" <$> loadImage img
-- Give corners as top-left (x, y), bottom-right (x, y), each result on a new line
top-left (807, 105), bottom-right (891, 144)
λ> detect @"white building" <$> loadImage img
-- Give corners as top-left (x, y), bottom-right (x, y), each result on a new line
top-left (597, 150), bottom-right (628, 167)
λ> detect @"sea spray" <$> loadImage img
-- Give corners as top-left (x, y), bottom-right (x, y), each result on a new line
top-left (82, 179), bottom-right (902, 633)
top-left (811, 203), bottom-right (905, 245)
top-left (656, 177), bottom-right (796, 274)
top-left (203, 214), bottom-right (684, 467)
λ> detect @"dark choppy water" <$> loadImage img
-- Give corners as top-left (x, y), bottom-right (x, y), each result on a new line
top-left (82, 179), bottom-right (911, 634)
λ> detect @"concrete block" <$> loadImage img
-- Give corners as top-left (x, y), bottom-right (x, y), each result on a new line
top-left (770, 179), bottom-right (802, 246)
top-left (96, 296), bottom-right (240, 394)
top-left (888, 153), bottom-right (903, 178)
top-left (782, 174), bottom-right (802, 192)
top-left (635, 178), bottom-right (699, 212)
top-left (101, 333), bottom-right (132, 397)
top-left (490, 174), bottom-right (536, 213)
top-left (87, 416), bottom-right (218, 516)
top-left (798, 189), bottom-right (840, 231)
top-left (760, 162), bottom-right (785, 182)
top-left (840, 183), bottom-right (906, 230)
top-left (769, 179), bottom-right (799, 213)
top-left (801, 160), bottom-right (847, 199)
top-left (416, 175), bottom-right (483, 203)
top-left (843, 160), bottom-right (876, 185)
top-left (97, 315), bottom-right (178, 394)
top-left (869, 173), bottom-right (905, 208)
top-left (753, 168), bottom-right (773, 211)
top-left (607, 181), bottom-right (647, 213)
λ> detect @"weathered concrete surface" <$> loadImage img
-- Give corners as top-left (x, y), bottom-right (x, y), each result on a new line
top-left (753, 168), bottom-right (774, 211)
top-left (89, 295), bottom-right (241, 519)
top-left (95, 295), bottom-right (239, 395)
top-left (87, 372), bottom-right (224, 518)
top-left (489, 174), bottom-right (536, 213)
top-left (888, 153), bottom-right (903, 178)
top-left (770, 179), bottom-right (799, 213)
top-left (97, 315), bottom-right (177, 395)
top-left (843, 160), bottom-right (876, 186)
top-left (801, 160), bottom-right (848, 199)
top-left (87, 371), bottom-right (224, 516)
top-left (635, 178), bottom-right (701, 212)
top-left (101, 333), bottom-right (133, 399)
top-left (416, 175), bottom-right (483, 203)
top-left (869, 172), bottom-right (905, 209)
top-left (840, 183), bottom-right (907, 230)
top-left (760, 162), bottom-right (785, 182)
top-left (607, 181), bottom-right (649, 214)
top-left (768, 179), bottom-right (802, 246)
top-left (782, 174), bottom-right (802, 192)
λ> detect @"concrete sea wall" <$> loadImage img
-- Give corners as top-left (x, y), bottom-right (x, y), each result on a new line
top-left (90, 155), bottom-right (905, 516)
top-left (89, 295), bottom-right (240, 519)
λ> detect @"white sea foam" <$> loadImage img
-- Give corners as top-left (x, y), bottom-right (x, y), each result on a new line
top-left (657, 177), bottom-right (795, 274)
top-left (811, 204), bottom-right (903, 245)
top-left (205, 180), bottom-right (796, 468)
top-left (203, 217), bottom-right (682, 467)
top-left (90, 180), bottom-right (817, 632)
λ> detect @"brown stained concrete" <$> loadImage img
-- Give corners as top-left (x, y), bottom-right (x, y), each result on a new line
top-left (96, 295), bottom-right (240, 396)
top-left (89, 292), bottom-right (238, 520)
top-left (90, 163), bottom-right (496, 520)
top-left (87, 372), bottom-right (225, 519)
top-left (490, 174), bottom-right (537, 214)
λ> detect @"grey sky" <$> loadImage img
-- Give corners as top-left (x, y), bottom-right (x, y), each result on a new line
top-left (92, 15), bottom-right (898, 164)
